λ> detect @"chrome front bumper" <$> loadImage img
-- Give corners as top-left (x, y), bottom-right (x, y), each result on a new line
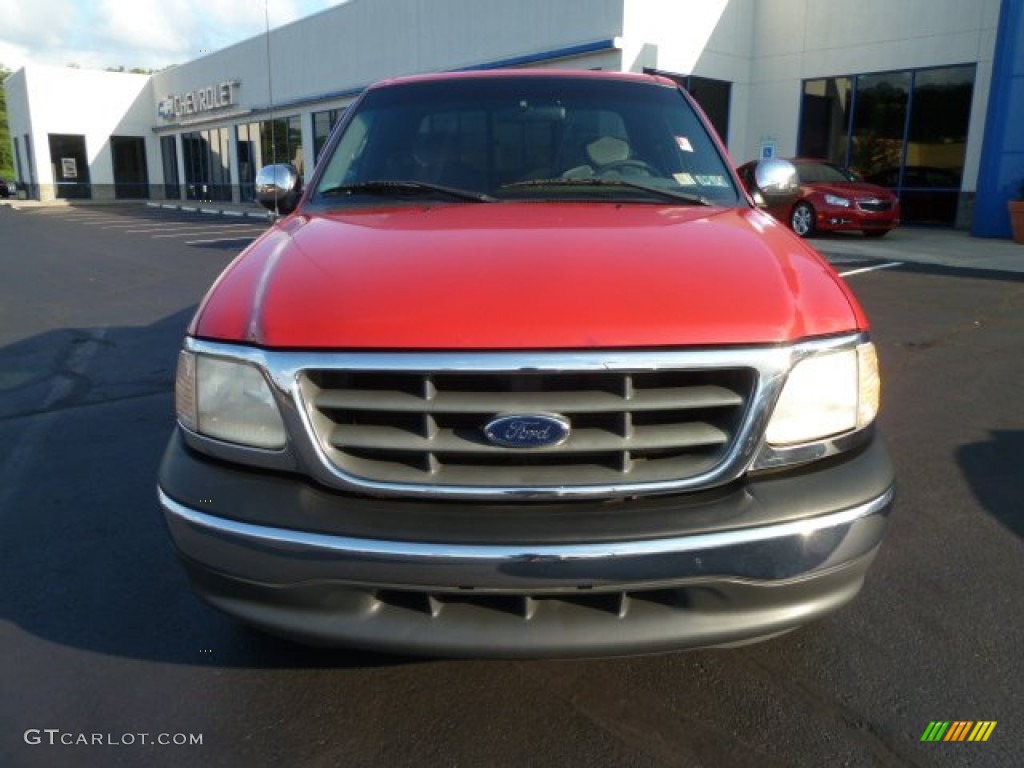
top-left (160, 487), bottom-right (892, 592)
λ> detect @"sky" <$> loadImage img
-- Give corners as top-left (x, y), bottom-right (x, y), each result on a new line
top-left (0, 0), bottom-right (349, 72)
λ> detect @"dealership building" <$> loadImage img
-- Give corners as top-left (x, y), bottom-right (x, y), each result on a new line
top-left (4, 0), bottom-right (1023, 237)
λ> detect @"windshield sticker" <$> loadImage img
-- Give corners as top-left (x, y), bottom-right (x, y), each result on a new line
top-left (694, 174), bottom-right (730, 188)
top-left (673, 172), bottom-right (696, 186)
top-left (675, 136), bottom-right (694, 153)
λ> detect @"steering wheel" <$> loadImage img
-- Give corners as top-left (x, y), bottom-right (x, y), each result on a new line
top-left (597, 159), bottom-right (655, 177)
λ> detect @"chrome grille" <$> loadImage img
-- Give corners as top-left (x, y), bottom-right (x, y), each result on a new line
top-left (300, 367), bottom-right (756, 488)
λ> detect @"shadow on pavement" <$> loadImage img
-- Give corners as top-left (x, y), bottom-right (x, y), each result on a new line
top-left (0, 309), bottom-right (412, 670)
top-left (956, 430), bottom-right (1024, 541)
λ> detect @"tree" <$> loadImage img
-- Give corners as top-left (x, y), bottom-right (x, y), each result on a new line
top-left (0, 64), bottom-right (13, 178)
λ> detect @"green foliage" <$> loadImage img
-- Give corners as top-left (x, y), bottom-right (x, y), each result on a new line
top-left (0, 64), bottom-right (13, 178)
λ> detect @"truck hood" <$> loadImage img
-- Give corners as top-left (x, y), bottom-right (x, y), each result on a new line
top-left (192, 203), bottom-right (865, 349)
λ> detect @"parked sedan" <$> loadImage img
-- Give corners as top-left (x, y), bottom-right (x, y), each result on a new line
top-left (0, 177), bottom-right (17, 198)
top-left (738, 158), bottom-right (900, 238)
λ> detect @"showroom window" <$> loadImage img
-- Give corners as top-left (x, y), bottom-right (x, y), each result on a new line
top-left (161, 136), bottom-right (181, 199)
top-left (14, 137), bottom-right (23, 185)
top-left (181, 128), bottom-right (232, 202)
top-left (237, 116), bottom-right (302, 201)
top-left (313, 108), bottom-right (345, 164)
top-left (111, 136), bottom-right (150, 199)
top-left (799, 65), bottom-right (975, 225)
top-left (24, 134), bottom-right (35, 189)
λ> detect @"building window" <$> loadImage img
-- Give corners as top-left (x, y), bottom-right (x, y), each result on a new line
top-left (14, 137), bottom-right (23, 185)
top-left (313, 108), bottom-right (345, 164)
top-left (236, 116), bottom-right (302, 202)
top-left (48, 134), bottom-right (91, 199)
top-left (849, 71), bottom-right (912, 184)
top-left (22, 135), bottom-right (34, 196)
top-left (902, 66), bottom-right (974, 225)
top-left (799, 65), bottom-right (975, 226)
top-left (111, 136), bottom-right (150, 199)
top-left (161, 136), bottom-right (181, 199)
top-left (24, 134), bottom-right (35, 186)
top-left (261, 115), bottom-right (303, 174)
top-left (798, 77), bottom-right (853, 163)
top-left (181, 128), bottom-right (232, 202)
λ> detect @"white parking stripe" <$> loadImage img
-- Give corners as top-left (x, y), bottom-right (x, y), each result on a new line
top-left (837, 261), bottom-right (903, 277)
top-left (185, 236), bottom-right (259, 245)
top-left (98, 221), bottom-right (206, 228)
top-left (123, 223), bottom-right (262, 233)
top-left (152, 228), bottom-right (265, 238)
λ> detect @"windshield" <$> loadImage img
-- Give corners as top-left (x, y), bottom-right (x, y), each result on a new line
top-left (796, 161), bottom-right (859, 184)
top-left (312, 75), bottom-right (740, 207)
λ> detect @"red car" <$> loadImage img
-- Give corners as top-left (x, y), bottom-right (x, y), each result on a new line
top-left (738, 158), bottom-right (900, 238)
top-left (159, 71), bottom-right (893, 657)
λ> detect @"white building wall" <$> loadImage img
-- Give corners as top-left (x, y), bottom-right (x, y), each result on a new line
top-left (152, 0), bottom-right (627, 124)
top-left (743, 0), bottom-right (1002, 188)
top-left (5, 65), bottom-right (153, 200)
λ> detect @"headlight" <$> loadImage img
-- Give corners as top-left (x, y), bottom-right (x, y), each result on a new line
top-left (765, 342), bottom-right (879, 447)
top-left (824, 194), bottom-right (851, 208)
top-left (175, 351), bottom-right (287, 449)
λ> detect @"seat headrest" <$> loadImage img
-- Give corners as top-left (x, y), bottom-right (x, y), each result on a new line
top-left (586, 136), bottom-right (630, 166)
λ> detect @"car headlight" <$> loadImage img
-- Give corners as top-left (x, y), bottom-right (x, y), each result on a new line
top-left (764, 342), bottom-right (879, 447)
top-left (824, 194), bottom-right (851, 208)
top-left (175, 351), bottom-right (287, 449)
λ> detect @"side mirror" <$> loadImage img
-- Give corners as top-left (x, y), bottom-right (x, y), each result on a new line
top-left (752, 158), bottom-right (799, 208)
top-left (255, 164), bottom-right (302, 215)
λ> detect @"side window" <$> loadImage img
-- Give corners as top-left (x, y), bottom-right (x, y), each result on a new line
top-left (317, 112), bottom-right (372, 189)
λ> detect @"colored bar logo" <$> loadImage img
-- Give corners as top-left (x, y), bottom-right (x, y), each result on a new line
top-left (921, 721), bottom-right (997, 742)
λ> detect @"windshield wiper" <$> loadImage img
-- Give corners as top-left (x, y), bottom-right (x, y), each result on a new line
top-left (500, 178), bottom-right (710, 205)
top-left (319, 180), bottom-right (496, 203)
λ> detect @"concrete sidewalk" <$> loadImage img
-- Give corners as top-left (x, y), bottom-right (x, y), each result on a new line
top-left (810, 227), bottom-right (1024, 274)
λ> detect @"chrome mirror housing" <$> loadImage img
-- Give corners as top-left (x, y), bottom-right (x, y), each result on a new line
top-left (255, 164), bottom-right (302, 214)
top-left (753, 158), bottom-right (799, 208)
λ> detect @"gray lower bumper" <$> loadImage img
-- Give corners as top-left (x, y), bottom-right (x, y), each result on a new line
top-left (158, 432), bottom-right (894, 656)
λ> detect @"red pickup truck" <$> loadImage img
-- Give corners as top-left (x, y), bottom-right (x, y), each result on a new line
top-left (159, 70), bottom-right (893, 657)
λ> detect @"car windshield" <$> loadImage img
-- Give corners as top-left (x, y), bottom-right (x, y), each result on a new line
top-left (796, 161), bottom-right (859, 184)
top-left (312, 75), bottom-right (739, 207)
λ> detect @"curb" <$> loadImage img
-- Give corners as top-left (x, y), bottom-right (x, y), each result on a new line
top-left (146, 201), bottom-right (269, 220)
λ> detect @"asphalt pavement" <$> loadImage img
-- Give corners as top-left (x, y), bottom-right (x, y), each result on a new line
top-left (1, 202), bottom-right (1022, 767)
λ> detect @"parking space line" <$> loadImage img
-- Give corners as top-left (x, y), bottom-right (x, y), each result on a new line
top-left (185, 236), bottom-right (260, 245)
top-left (97, 221), bottom-right (210, 229)
top-left (837, 261), bottom-right (903, 277)
top-left (153, 229), bottom-right (265, 239)
top-left (123, 223), bottom-right (263, 234)
top-left (88, 220), bottom-right (183, 227)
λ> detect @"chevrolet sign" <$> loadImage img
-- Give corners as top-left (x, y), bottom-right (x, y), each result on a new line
top-left (159, 81), bottom-right (239, 121)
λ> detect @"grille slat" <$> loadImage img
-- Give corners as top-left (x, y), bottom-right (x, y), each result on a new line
top-left (301, 366), bottom-right (755, 489)
top-left (313, 385), bottom-right (743, 413)
top-left (329, 422), bottom-right (729, 453)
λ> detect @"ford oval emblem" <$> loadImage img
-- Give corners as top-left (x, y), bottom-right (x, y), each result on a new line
top-left (484, 414), bottom-right (571, 449)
